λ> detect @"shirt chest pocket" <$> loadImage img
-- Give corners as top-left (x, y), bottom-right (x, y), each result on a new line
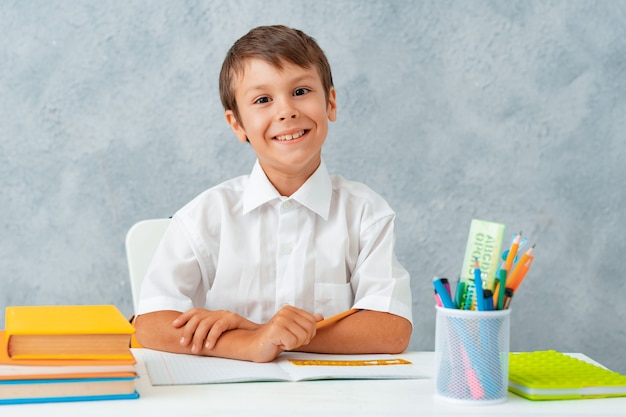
top-left (314, 282), bottom-right (353, 318)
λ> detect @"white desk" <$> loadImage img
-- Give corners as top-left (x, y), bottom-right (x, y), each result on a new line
top-left (3, 350), bottom-right (626, 417)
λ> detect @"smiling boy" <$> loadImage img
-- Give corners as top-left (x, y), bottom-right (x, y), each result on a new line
top-left (134, 25), bottom-right (413, 363)
top-left (226, 57), bottom-right (333, 197)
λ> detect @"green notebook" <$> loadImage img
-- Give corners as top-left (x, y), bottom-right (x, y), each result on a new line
top-left (509, 350), bottom-right (626, 400)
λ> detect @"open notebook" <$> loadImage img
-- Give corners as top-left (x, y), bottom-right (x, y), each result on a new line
top-left (143, 351), bottom-right (426, 385)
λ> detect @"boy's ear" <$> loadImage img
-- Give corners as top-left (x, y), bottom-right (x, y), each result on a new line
top-left (225, 110), bottom-right (248, 143)
top-left (327, 87), bottom-right (337, 122)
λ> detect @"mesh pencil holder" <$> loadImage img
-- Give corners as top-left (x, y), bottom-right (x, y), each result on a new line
top-left (434, 306), bottom-right (511, 405)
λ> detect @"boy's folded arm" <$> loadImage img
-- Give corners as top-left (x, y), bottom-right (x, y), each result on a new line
top-left (134, 306), bottom-right (320, 363)
top-left (134, 310), bottom-right (264, 361)
top-left (298, 310), bottom-right (412, 355)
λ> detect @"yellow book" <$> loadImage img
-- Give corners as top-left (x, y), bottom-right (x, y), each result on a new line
top-left (5, 305), bottom-right (134, 360)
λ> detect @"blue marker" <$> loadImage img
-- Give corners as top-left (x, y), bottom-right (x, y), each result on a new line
top-left (433, 277), bottom-right (456, 309)
top-left (482, 289), bottom-right (494, 311)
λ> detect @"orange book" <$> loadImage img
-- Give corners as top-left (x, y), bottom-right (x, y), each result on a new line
top-left (0, 331), bottom-right (136, 381)
top-left (5, 305), bottom-right (135, 360)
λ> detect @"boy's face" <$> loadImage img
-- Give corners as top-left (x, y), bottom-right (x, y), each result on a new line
top-left (225, 58), bottom-right (337, 180)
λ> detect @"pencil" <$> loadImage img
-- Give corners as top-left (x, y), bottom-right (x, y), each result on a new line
top-left (473, 258), bottom-right (485, 311)
top-left (316, 309), bottom-right (360, 330)
top-left (504, 232), bottom-right (522, 272)
top-left (506, 244), bottom-right (535, 291)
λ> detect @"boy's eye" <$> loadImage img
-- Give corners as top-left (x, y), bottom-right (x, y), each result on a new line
top-left (294, 88), bottom-right (310, 96)
top-left (254, 96), bottom-right (270, 104)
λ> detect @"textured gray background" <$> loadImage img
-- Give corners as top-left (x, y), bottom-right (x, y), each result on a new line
top-left (1, 1), bottom-right (625, 373)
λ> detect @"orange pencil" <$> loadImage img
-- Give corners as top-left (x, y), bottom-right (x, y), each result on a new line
top-left (504, 232), bottom-right (522, 273)
top-left (316, 309), bottom-right (360, 330)
top-left (506, 244), bottom-right (535, 291)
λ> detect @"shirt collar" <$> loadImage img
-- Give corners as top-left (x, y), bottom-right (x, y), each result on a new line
top-left (242, 159), bottom-right (332, 220)
top-left (291, 160), bottom-right (332, 220)
top-left (242, 160), bottom-right (281, 214)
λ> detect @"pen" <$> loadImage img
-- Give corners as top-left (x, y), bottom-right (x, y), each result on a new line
top-left (316, 309), bottom-right (360, 330)
top-left (433, 277), bottom-right (456, 309)
top-left (493, 268), bottom-right (507, 310)
top-left (437, 277), bottom-right (453, 306)
top-left (459, 344), bottom-right (485, 399)
top-left (506, 244), bottom-right (535, 291)
top-left (482, 289), bottom-right (494, 311)
top-left (473, 258), bottom-right (485, 311)
top-left (441, 278), bottom-right (452, 299)
top-left (454, 280), bottom-right (467, 309)
top-left (463, 285), bottom-right (474, 310)
top-left (434, 290), bottom-right (443, 307)
top-left (503, 288), bottom-right (514, 309)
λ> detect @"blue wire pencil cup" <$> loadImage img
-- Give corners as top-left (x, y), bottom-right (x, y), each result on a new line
top-left (434, 306), bottom-right (511, 404)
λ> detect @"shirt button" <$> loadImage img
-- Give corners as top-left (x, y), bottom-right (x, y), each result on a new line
top-left (283, 200), bottom-right (293, 210)
top-left (281, 245), bottom-right (293, 254)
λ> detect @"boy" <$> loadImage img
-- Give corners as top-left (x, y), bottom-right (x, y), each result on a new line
top-left (135, 25), bottom-right (413, 363)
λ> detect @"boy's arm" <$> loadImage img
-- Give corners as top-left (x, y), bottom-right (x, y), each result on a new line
top-left (134, 306), bottom-right (320, 362)
top-left (134, 310), bottom-right (263, 360)
top-left (298, 309), bottom-right (412, 354)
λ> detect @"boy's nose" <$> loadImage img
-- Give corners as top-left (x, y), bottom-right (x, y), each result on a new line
top-left (276, 101), bottom-right (299, 121)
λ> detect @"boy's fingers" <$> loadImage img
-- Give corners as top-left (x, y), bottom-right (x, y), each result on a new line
top-left (265, 316), bottom-right (316, 350)
top-left (179, 315), bottom-right (202, 347)
top-left (190, 319), bottom-right (216, 353)
top-left (204, 320), bottom-right (229, 349)
top-left (172, 314), bottom-right (186, 328)
top-left (172, 309), bottom-right (197, 327)
top-left (276, 305), bottom-right (317, 328)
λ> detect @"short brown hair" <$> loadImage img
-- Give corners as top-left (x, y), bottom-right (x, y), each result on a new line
top-left (219, 25), bottom-right (334, 123)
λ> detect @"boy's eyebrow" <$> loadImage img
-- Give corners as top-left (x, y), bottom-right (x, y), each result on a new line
top-left (288, 74), bottom-right (319, 85)
top-left (241, 74), bottom-right (319, 96)
top-left (241, 84), bottom-right (271, 96)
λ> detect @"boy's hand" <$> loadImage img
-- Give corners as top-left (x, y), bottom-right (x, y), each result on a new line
top-left (250, 305), bottom-right (321, 362)
top-left (173, 308), bottom-right (259, 354)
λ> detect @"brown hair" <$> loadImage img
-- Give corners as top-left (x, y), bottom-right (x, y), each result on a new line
top-left (219, 25), bottom-right (334, 123)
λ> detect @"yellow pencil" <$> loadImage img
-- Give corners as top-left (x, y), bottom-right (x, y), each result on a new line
top-left (316, 309), bottom-right (360, 330)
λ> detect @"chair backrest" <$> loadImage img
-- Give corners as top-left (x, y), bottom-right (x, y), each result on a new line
top-left (125, 218), bottom-right (171, 314)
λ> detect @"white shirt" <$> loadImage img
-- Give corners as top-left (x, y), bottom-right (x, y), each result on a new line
top-left (138, 160), bottom-right (413, 325)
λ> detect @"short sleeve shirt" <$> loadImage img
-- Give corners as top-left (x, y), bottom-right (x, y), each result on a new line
top-left (137, 160), bottom-right (413, 325)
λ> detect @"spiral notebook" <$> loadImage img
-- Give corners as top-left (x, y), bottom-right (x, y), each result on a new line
top-left (508, 350), bottom-right (626, 400)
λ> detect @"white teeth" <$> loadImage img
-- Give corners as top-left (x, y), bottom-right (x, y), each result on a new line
top-left (275, 130), bottom-right (305, 141)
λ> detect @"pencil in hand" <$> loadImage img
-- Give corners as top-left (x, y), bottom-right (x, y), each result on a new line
top-left (316, 309), bottom-right (360, 330)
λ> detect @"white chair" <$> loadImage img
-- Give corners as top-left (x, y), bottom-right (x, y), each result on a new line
top-left (125, 218), bottom-right (171, 314)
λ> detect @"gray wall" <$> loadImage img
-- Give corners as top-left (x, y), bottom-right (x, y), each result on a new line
top-left (2, 1), bottom-right (625, 373)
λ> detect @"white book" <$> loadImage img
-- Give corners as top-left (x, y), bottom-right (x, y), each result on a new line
top-left (143, 351), bottom-right (426, 385)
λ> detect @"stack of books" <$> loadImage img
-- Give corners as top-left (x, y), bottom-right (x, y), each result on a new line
top-left (1, 305), bottom-right (139, 405)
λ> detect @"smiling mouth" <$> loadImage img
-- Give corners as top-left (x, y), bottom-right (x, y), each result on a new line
top-left (274, 130), bottom-right (306, 141)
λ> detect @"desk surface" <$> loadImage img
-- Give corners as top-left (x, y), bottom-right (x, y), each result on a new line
top-left (3, 350), bottom-right (626, 417)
